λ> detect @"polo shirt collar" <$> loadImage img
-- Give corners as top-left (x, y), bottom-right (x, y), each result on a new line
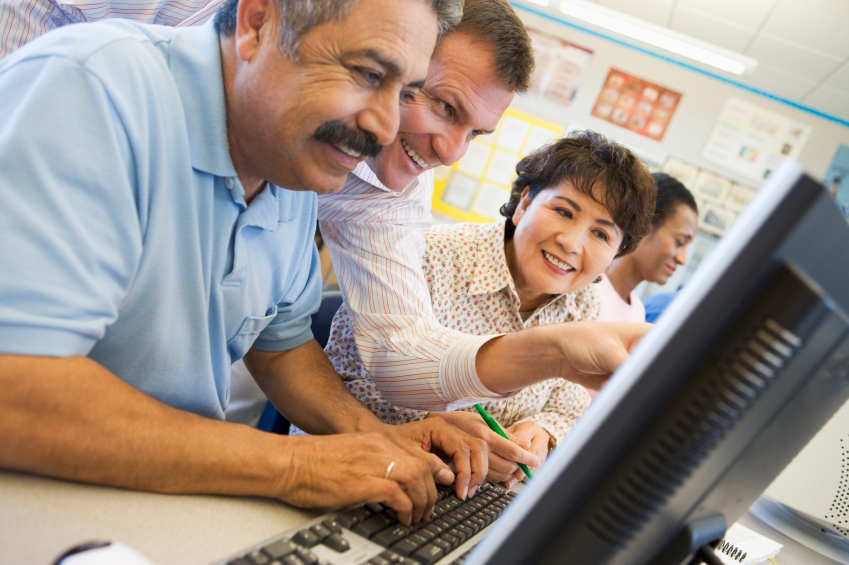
top-left (468, 221), bottom-right (514, 296)
top-left (169, 21), bottom-right (237, 180)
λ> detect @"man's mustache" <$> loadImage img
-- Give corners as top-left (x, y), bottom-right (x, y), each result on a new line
top-left (313, 120), bottom-right (382, 158)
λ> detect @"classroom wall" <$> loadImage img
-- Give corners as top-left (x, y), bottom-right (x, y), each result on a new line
top-left (510, 7), bottom-right (849, 187)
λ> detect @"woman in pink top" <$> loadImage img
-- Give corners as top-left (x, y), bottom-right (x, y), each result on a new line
top-left (600, 173), bottom-right (699, 323)
top-left (323, 131), bottom-right (657, 486)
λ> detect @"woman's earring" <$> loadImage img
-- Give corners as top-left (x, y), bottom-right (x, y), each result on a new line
top-left (593, 276), bottom-right (603, 284)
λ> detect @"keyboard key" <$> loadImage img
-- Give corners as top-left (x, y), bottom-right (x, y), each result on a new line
top-left (368, 557), bottom-right (392, 565)
top-left (281, 555), bottom-right (305, 565)
top-left (367, 502), bottom-right (386, 513)
top-left (448, 508), bottom-right (471, 522)
top-left (292, 529), bottom-right (320, 548)
top-left (441, 514), bottom-right (459, 527)
top-left (448, 528), bottom-right (467, 545)
top-left (434, 519), bottom-right (452, 531)
top-left (247, 549), bottom-right (270, 564)
top-left (489, 484), bottom-right (507, 495)
top-left (480, 509), bottom-right (497, 525)
top-left (391, 538), bottom-right (422, 557)
top-left (321, 519), bottom-right (342, 534)
top-left (454, 523), bottom-right (474, 541)
top-left (322, 533), bottom-right (351, 553)
top-left (440, 532), bottom-right (460, 550)
top-left (412, 543), bottom-right (444, 565)
top-left (263, 539), bottom-right (298, 559)
top-left (467, 516), bottom-right (486, 533)
top-left (353, 513), bottom-right (395, 539)
top-left (380, 550), bottom-right (414, 564)
top-left (431, 537), bottom-right (452, 553)
top-left (410, 532), bottom-right (431, 547)
top-left (296, 549), bottom-right (318, 565)
top-left (465, 500), bottom-right (483, 512)
top-left (416, 527), bottom-right (436, 541)
top-left (309, 524), bottom-right (331, 541)
top-left (424, 523), bottom-right (445, 538)
top-left (336, 506), bottom-right (372, 529)
top-left (372, 525), bottom-right (411, 548)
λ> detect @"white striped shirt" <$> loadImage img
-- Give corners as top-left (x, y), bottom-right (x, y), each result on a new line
top-left (318, 163), bottom-right (507, 412)
top-left (0, 0), bottom-right (223, 58)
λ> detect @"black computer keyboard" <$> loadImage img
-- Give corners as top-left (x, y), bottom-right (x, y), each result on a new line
top-left (221, 482), bottom-right (516, 565)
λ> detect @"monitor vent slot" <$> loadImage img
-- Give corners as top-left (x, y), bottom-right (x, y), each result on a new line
top-left (587, 318), bottom-right (800, 548)
top-left (827, 429), bottom-right (849, 536)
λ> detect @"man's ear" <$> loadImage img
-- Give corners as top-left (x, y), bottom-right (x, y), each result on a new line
top-left (512, 186), bottom-right (532, 226)
top-left (234, 0), bottom-right (276, 62)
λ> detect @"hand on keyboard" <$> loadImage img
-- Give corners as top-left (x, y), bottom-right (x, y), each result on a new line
top-left (377, 419), bottom-right (488, 505)
top-left (280, 431), bottom-right (456, 526)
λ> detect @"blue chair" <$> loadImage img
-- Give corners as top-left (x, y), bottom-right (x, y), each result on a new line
top-left (256, 292), bottom-right (344, 434)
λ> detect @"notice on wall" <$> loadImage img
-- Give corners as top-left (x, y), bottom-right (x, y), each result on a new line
top-left (703, 97), bottom-right (811, 182)
top-left (526, 28), bottom-right (593, 107)
top-left (590, 68), bottom-right (682, 141)
top-left (825, 144), bottom-right (849, 221)
top-left (433, 107), bottom-right (563, 223)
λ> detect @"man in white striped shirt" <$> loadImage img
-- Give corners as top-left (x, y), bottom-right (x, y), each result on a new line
top-left (315, 0), bottom-right (650, 417)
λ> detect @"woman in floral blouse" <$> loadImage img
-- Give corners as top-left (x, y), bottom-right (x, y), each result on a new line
top-left (323, 131), bottom-right (656, 486)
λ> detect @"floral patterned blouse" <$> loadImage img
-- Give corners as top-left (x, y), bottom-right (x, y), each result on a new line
top-left (323, 220), bottom-right (600, 441)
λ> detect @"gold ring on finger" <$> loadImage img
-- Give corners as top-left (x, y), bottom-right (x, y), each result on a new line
top-left (384, 460), bottom-right (396, 480)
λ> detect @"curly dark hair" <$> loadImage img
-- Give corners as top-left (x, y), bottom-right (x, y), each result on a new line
top-left (651, 172), bottom-right (698, 229)
top-left (500, 130), bottom-right (657, 257)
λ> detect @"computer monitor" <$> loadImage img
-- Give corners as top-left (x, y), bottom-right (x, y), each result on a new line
top-left (467, 161), bottom-right (849, 565)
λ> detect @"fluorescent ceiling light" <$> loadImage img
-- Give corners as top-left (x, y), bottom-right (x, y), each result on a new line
top-left (552, 0), bottom-right (757, 76)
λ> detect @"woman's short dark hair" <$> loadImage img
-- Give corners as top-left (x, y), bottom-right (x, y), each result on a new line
top-left (500, 130), bottom-right (657, 257)
top-left (651, 172), bottom-right (698, 230)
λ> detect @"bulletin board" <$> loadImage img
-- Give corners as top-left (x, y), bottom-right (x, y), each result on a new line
top-left (433, 107), bottom-right (564, 223)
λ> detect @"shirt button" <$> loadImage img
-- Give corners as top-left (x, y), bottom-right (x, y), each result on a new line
top-left (224, 177), bottom-right (235, 189)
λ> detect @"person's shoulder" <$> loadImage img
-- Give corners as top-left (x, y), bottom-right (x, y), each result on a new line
top-left (5, 20), bottom-right (173, 69)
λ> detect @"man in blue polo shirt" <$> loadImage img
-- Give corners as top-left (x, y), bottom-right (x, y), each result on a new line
top-left (0, 0), bottom-right (487, 525)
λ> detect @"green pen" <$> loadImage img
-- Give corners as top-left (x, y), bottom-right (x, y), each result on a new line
top-left (473, 403), bottom-right (533, 480)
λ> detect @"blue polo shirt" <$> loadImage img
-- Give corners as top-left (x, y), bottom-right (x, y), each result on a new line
top-left (0, 20), bottom-right (321, 419)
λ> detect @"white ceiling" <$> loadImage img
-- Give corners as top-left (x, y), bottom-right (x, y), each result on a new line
top-left (542, 0), bottom-right (849, 123)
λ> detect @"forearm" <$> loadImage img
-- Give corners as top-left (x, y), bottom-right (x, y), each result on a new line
top-left (0, 354), bottom-right (289, 497)
top-left (475, 325), bottom-right (570, 393)
top-left (244, 341), bottom-right (383, 436)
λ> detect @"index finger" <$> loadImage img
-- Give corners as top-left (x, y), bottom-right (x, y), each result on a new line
top-left (486, 431), bottom-right (541, 468)
top-left (427, 420), bottom-right (488, 500)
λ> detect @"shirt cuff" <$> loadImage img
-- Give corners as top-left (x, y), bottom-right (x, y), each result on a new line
top-left (438, 333), bottom-right (517, 411)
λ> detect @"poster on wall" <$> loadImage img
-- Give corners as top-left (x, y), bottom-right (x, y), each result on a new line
top-left (590, 68), bottom-right (682, 141)
top-left (702, 97), bottom-right (812, 182)
top-left (433, 107), bottom-right (563, 223)
top-left (526, 28), bottom-right (593, 107)
top-left (825, 144), bottom-right (849, 221)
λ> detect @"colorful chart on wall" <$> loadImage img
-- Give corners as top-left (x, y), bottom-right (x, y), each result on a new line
top-left (433, 107), bottom-right (563, 223)
top-left (590, 68), bottom-right (682, 141)
top-left (526, 28), bottom-right (593, 107)
top-left (702, 97), bottom-right (812, 182)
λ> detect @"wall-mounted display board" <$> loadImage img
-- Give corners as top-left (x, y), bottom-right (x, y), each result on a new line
top-left (433, 108), bottom-right (563, 223)
top-left (590, 68), bottom-right (682, 142)
top-left (526, 27), bottom-right (593, 107)
top-left (662, 157), bottom-right (757, 238)
top-left (703, 97), bottom-right (812, 183)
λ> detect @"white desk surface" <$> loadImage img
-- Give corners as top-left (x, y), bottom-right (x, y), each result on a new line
top-left (1, 469), bottom-right (842, 565)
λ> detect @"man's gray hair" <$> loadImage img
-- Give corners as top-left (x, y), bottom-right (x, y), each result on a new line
top-left (214, 0), bottom-right (464, 59)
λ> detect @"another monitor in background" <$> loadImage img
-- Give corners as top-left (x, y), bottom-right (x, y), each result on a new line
top-left (750, 398), bottom-right (849, 563)
top-left (466, 161), bottom-right (849, 565)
